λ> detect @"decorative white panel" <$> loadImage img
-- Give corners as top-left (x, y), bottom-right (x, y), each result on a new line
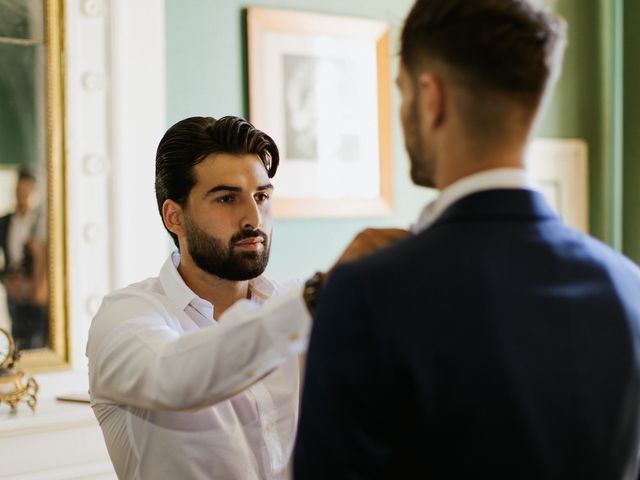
top-left (65, 0), bottom-right (114, 372)
top-left (65, 0), bottom-right (167, 371)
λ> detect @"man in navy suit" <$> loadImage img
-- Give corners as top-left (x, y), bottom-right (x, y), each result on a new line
top-left (294, 0), bottom-right (640, 478)
top-left (0, 169), bottom-right (47, 350)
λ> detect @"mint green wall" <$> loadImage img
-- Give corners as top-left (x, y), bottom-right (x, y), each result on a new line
top-left (166, 0), bottom-right (429, 281)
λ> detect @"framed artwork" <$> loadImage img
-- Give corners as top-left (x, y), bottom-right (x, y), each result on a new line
top-left (247, 7), bottom-right (393, 218)
top-left (527, 138), bottom-right (589, 232)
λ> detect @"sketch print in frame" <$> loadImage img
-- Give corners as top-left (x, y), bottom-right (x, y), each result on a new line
top-left (247, 7), bottom-right (393, 218)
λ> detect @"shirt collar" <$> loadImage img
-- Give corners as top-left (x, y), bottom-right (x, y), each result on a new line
top-left (11, 209), bottom-right (36, 223)
top-left (158, 251), bottom-right (276, 312)
top-left (248, 275), bottom-right (275, 303)
top-left (159, 251), bottom-right (198, 312)
top-left (411, 168), bottom-right (537, 234)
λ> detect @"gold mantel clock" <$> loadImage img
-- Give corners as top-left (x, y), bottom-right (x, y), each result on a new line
top-left (0, 327), bottom-right (39, 412)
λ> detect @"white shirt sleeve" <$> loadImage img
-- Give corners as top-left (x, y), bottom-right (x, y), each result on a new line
top-left (87, 286), bottom-right (311, 411)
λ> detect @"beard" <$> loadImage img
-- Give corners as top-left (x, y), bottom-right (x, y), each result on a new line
top-left (184, 214), bottom-right (271, 281)
top-left (404, 93), bottom-right (437, 188)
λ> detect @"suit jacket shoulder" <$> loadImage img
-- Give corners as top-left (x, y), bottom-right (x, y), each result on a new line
top-left (0, 213), bottom-right (12, 271)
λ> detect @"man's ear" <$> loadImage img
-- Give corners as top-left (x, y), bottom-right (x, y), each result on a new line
top-left (162, 199), bottom-right (185, 239)
top-left (417, 72), bottom-right (445, 129)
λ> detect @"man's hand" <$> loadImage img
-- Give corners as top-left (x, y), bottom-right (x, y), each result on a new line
top-left (333, 228), bottom-right (411, 268)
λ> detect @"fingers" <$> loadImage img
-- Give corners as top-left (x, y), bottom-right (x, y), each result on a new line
top-left (334, 228), bottom-right (412, 267)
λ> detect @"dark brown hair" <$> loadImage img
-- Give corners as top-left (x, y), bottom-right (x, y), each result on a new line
top-left (17, 168), bottom-right (36, 183)
top-left (401, 0), bottom-right (566, 106)
top-left (155, 115), bottom-right (279, 247)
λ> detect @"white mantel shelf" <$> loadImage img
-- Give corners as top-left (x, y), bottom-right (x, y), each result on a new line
top-left (0, 395), bottom-right (93, 436)
top-left (0, 374), bottom-right (115, 480)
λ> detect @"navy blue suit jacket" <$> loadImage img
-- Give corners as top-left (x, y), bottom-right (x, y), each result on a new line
top-left (0, 213), bottom-right (12, 275)
top-left (294, 189), bottom-right (640, 480)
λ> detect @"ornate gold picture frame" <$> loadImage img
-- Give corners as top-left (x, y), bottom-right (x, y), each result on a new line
top-left (0, 0), bottom-right (69, 372)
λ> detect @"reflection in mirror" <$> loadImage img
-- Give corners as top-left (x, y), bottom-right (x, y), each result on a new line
top-left (0, 0), bottom-right (67, 370)
top-left (0, 169), bottom-right (48, 350)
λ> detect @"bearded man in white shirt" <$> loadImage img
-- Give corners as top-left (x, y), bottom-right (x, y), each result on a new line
top-left (88, 115), bottom-right (318, 480)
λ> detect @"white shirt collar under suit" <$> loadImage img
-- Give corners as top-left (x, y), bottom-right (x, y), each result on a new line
top-left (411, 168), bottom-right (537, 234)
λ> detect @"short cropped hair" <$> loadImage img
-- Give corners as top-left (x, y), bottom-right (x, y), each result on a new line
top-left (17, 168), bottom-right (36, 183)
top-left (155, 115), bottom-right (279, 247)
top-left (401, 0), bottom-right (566, 106)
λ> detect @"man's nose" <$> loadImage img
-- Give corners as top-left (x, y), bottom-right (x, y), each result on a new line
top-left (241, 198), bottom-right (261, 231)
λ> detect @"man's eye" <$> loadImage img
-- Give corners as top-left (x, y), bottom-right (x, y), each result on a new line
top-left (255, 193), bottom-right (270, 202)
top-left (216, 195), bottom-right (235, 204)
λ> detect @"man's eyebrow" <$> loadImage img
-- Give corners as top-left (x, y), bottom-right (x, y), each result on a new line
top-left (205, 183), bottom-right (274, 196)
top-left (205, 185), bottom-right (242, 195)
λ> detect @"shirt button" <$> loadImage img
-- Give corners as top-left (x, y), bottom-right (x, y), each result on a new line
top-left (289, 332), bottom-right (300, 341)
top-left (245, 370), bottom-right (255, 378)
top-left (265, 422), bottom-right (273, 432)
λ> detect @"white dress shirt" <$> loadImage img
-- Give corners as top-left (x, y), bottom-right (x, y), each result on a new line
top-left (411, 168), bottom-right (538, 234)
top-left (87, 252), bottom-right (311, 480)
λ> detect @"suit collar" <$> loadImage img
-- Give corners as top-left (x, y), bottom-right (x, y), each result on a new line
top-left (429, 189), bottom-right (560, 229)
top-left (412, 168), bottom-right (536, 233)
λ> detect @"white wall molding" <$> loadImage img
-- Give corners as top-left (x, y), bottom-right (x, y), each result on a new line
top-left (65, 0), bottom-right (114, 372)
top-left (109, 0), bottom-right (168, 289)
top-left (65, 0), bottom-right (167, 372)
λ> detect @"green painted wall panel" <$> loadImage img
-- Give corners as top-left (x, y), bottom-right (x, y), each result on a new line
top-left (0, 44), bottom-right (39, 168)
top-left (536, 0), bottom-right (607, 242)
top-left (0, 3), bottom-right (44, 170)
top-left (623, 0), bottom-right (640, 262)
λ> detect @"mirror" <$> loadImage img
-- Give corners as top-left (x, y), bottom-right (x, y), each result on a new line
top-left (0, 0), bottom-right (67, 371)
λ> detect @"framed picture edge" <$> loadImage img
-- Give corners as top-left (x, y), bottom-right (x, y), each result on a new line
top-left (527, 137), bottom-right (589, 233)
top-left (247, 7), bottom-right (393, 219)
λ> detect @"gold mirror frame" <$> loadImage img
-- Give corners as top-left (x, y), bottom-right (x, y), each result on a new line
top-left (16, 0), bottom-right (68, 372)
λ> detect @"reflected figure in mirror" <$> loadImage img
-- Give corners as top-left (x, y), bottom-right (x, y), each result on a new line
top-left (0, 169), bottom-right (48, 350)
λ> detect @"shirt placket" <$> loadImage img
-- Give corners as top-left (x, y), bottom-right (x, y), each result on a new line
top-left (250, 381), bottom-right (284, 475)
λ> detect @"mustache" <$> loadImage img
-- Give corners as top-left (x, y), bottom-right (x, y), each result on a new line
top-left (230, 229), bottom-right (269, 244)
